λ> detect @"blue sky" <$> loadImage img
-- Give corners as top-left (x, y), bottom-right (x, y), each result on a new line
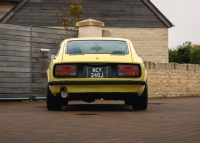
top-left (151, 0), bottom-right (200, 48)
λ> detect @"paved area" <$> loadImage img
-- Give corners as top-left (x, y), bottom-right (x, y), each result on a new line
top-left (0, 97), bottom-right (200, 143)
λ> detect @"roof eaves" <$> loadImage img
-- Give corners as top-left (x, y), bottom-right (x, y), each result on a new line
top-left (143, 0), bottom-right (174, 28)
top-left (0, 0), bottom-right (28, 23)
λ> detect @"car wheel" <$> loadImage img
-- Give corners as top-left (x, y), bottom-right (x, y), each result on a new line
top-left (132, 83), bottom-right (148, 110)
top-left (46, 85), bottom-right (62, 111)
top-left (124, 101), bottom-right (132, 105)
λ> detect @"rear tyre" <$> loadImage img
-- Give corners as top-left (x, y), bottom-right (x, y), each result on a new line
top-left (132, 83), bottom-right (148, 110)
top-left (46, 85), bottom-right (62, 111)
top-left (125, 101), bottom-right (132, 105)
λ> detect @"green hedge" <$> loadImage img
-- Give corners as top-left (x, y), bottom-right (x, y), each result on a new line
top-left (169, 42), bottom-right (200, 64)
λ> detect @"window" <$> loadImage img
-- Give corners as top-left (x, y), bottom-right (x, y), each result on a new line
top-left (66, 40), bottom-right (128, 54)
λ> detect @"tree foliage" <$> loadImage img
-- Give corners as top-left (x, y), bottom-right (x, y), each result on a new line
top-left (169, 42), bottom-right (200, 64)
top-left (169, 48), bottom-right (178, 63)
top-left (57, 0), bottom-right (83, 30)
top-left (190, 45), bottom-right (200, 64)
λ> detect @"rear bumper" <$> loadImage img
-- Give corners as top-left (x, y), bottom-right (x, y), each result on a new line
top-left (48, 80), bottom-right (146, 85)
top-left (48, 80), bottom-right (146, 96)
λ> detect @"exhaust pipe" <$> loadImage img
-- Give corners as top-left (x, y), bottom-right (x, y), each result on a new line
top-left (60, 87), bottom-right (68, 98)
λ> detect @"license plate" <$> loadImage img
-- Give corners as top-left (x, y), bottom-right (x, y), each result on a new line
top-left (87, 67), bottom-right (108, 78)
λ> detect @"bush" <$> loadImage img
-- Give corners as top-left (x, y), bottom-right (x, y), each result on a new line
top-left (169, 48), bottom-right (178, 63)
top-left (169, 42), bottom-right (200, 64)
top-left (176, 44), bottom-right (191, 63)
top-left (190, 46), bottom-right (200, 64)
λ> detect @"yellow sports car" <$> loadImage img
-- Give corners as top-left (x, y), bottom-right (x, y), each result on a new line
top-left (47, 37), bottom-right (148, 110)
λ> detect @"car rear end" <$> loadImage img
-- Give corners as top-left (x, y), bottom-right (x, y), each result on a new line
top-left (47, 38), bottom-right (147, 110)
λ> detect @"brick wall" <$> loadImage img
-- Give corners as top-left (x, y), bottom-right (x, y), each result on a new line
top-left (145, 62), bottom-right (200, 98)
top-left (103, 28), bottom-right (168, 63)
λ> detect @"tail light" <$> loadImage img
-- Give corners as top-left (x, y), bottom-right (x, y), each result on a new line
top-left (118, 65), bottom-right (140, 77)
top-left (55, 65), bottom-right (77, 77)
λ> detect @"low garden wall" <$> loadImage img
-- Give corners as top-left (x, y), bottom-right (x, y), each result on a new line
top-left (145, 62), bottom-right (200, 98)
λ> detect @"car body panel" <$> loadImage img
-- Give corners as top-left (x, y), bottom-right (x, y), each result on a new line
top-left (62, 54), bottom-right (133, 63)
top-left (50, 84), bottom-right (144, 95)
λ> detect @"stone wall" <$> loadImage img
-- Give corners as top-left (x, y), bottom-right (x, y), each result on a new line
top-left (145, 62), bottom-right (200, 98)
top-left (103, 27), bottom-right (168, 63)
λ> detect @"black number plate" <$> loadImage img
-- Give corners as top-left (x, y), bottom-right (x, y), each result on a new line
top-left (87, 67), bottom-right (108, 78)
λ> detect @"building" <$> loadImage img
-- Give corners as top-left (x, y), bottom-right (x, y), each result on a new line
top-left (0, 0), bottom-right (20, 20)
top-left (0, 0), bottom-right (173, 63)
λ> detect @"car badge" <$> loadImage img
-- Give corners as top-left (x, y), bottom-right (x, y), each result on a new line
top-left (96, 57), bottom-right (98, 59)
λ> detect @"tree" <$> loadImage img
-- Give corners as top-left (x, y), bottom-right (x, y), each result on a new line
top-left (57, 0), bottom-right (83, 30)
top-left (169, 42), bottom-right (200, 64)
top-left (169, 48), bottom-right (178, 63)
top-left (190, 45), bottom-right (200, 64)
top-left (176, 42), bottom-right (191, 63)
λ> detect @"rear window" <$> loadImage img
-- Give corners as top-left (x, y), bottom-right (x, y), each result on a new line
top-left (66, 40), bottom-right (128, 54)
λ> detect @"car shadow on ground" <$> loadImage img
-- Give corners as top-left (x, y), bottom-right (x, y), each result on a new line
top-left (34, 102), bottom-right (165, 112)
top-left (61, 104), bottom-right (138, 112)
